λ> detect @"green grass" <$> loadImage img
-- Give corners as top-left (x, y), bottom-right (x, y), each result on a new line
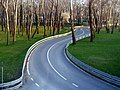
top-left (68, 30), bottom-right (120, 77)
top-left (0, 26), bottom-right (70, 83)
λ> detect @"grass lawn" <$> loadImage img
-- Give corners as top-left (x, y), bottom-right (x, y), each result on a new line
top-left (0, 26), bottom-right (70, 83)
top-left (68, 30), bottom-right (120, 77)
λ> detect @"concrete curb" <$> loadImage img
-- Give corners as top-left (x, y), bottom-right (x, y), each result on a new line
top-left (0, 26), bottom-right (81, 90)
top-left (65, 33), bottom-right (120, 88)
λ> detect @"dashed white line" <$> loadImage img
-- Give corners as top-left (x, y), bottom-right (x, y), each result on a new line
top-left (27, 29), bottom-right (86, 89)
top-left (35, 83), bottom-right (40, 87)
top-left (27, 61), bottom-right (30, 76)
top-left (72, 83), bottom-right (79, 88)
top-left (31, 78), bottom-right (34, 81)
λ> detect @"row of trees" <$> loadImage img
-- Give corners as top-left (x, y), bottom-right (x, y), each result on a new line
top-left (0, 0), bottom-right (120, 45)
top-left (0, 0), bottom-right (72, 45)
top-left (88, 0), bottom-right (120, 42)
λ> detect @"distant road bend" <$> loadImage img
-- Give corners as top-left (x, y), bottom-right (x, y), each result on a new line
top-left (20, 28), bottom-right (119, 90)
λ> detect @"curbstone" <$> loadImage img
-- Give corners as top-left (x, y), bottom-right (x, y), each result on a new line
top-left (65, 34), bottom-right (120, 88)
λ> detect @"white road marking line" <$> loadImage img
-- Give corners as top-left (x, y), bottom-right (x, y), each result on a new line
top-left (27, 59), bottom-right (30, 76)
top-left (31, 78), bottom-right (34, 81)
top-left (47, 44), bottom-right (67, 80)
top-left (27, 47), bottom-right (40, 76)
top-left (47, 30), bottom-right (85, 81)
top-left (27, 29), bottom-right (86, 88)
top-left (35, 83), bottom-right (40, 87)
top-left (27, 50), bottom-right (34, 76)
top-left (72, 83), bottom-right (79, 88)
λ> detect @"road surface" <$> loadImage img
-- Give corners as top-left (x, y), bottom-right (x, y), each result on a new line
top-left (19, 28), bottom-right (119, 90)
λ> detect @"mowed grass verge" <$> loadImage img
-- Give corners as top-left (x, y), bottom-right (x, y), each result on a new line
top-left (0, 26), bottom-right (70, 83)
top-left (68, 30), bottom-right (120, 77)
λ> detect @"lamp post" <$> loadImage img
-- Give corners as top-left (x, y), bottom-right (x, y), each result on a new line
top-left (70, 0), bottom-right (76, 44)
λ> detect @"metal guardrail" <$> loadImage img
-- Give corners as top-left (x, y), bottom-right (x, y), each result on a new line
top-left (65, 34), bottom-right (120, 88)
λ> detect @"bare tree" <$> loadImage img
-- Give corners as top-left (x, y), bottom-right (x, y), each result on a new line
top-left (0, 0), bottom-right (10, 45)
top-left (12, 0), bottom-right (18, 43)
top-left (70, 0), bottom-right (76, 44)
top-left (89, 0), bottom-right (94, 42)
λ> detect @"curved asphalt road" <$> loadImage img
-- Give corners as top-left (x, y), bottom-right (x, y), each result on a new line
top-left (20, 28), bottom-right (119, 90)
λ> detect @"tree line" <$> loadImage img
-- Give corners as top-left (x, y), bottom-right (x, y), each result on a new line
top-left (88, 0), bottom-right (120, 42)
top-left (0, 0), bottom-right (120, 45)
top-left (0, 0), bottom-right (71, 45)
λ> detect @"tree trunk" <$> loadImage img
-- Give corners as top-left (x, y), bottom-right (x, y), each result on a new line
top-left (13, 3), bottom-right (18, 43)
top-left (1, 11), bottom-right (5, 31)
top-left (57, 12), bottom-right (61, 34)
top-left (89, 0), bottom-right (94, 42)
top-left (20, 3), bottom-right (23, 36)
top-left (5, 1), bottom-right (10, 45)
top-left (49, 12), bottom-right (53, 35)
top-left (70, 0), bottom-right (76, 44)
top-left (111, 17), bottom-right (115, 34)
top-left (43, 13), bottom-right (46, 37)
top-left (32, 12), bottom-right (39, 38)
